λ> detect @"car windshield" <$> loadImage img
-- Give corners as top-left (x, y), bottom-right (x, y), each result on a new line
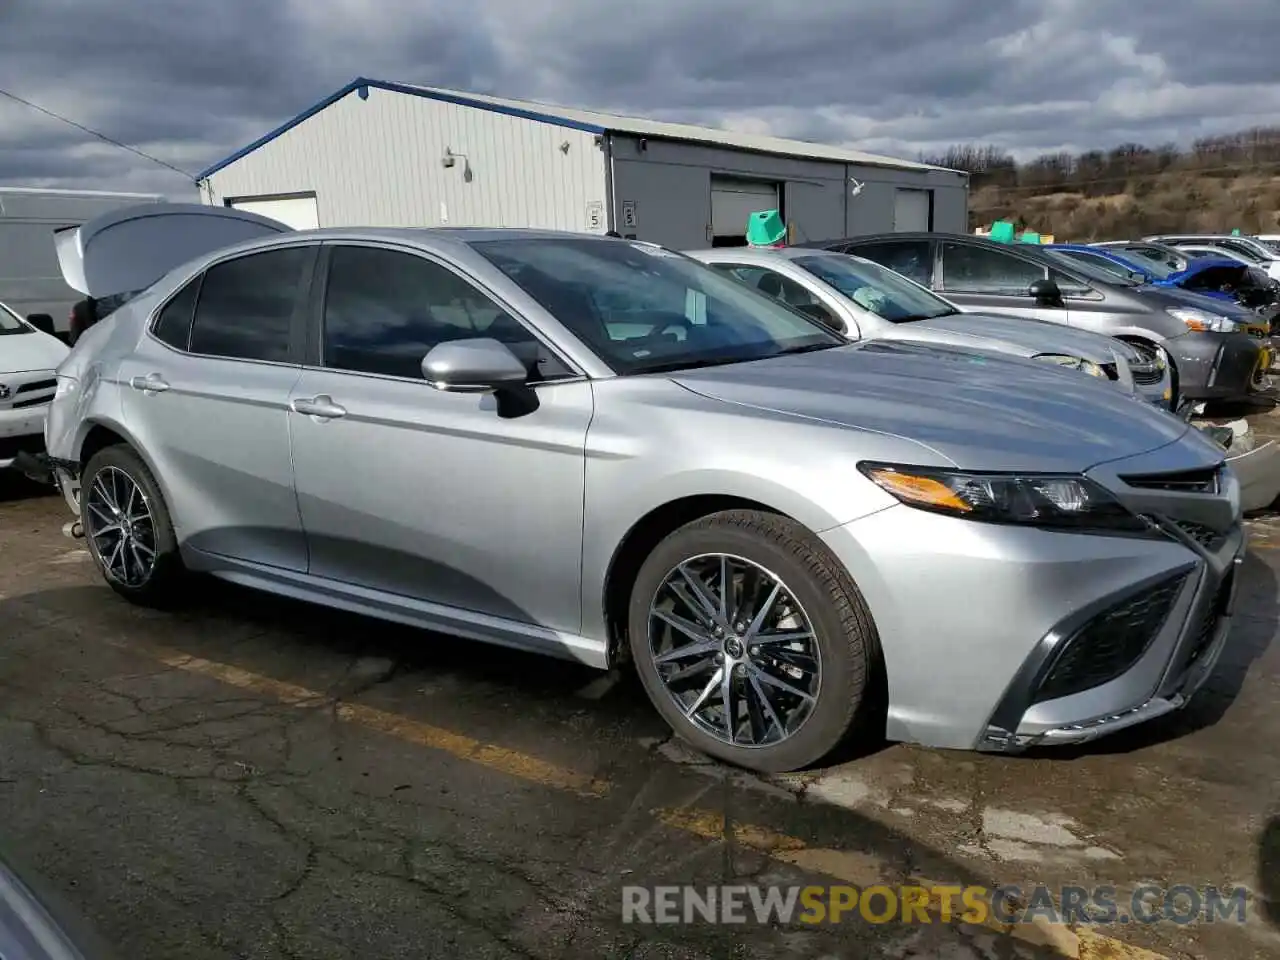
top-left (471, 238), bottom-right (846, 374)
top-left (0, 301), bottom-right (31, 336)
top-left (1113, 251), bottom-right (1177, 280)
top-left (1038, 249), bottom-right (1141, 286)
top-left (793, 254), bottom-right (956, 322)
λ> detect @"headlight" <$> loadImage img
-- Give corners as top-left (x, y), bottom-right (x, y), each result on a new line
top-left (54, 375), bottom-right (78, 399)
top-left (1167, 307), bottom-right (1238, 333)
top-left (858, 462), bottom-right (1148, 532)
top-left (1033, 354), bottom-right (1106, 378)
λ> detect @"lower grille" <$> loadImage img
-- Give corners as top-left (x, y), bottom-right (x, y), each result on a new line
top-left (0, 434), bottom-right (46, 461)
top-left (1132, 366), bottom-right (1163, 385)
top-left (1034, 574), bottom-right (1187, 703)
top-left (1184, 570), bottom-right (1233, 668)
top-left (1171, 519), bottom-right (1227, 551)
top-left (11, 394), bottom-right (52, 410)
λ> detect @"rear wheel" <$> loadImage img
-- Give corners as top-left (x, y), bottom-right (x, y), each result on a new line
top-left (81, 445), bottom-right (186, 606)
top-left (628, 509), bottom-right (880, 773)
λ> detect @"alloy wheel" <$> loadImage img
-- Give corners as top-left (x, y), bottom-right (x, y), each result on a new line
top-left (83, 466), bottom-right (158, 587)
top-left (647, 553), bottom-right (822, 748)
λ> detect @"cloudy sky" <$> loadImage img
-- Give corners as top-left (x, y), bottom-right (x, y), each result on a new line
top-left (2, 0), bottom-right (1279, 199)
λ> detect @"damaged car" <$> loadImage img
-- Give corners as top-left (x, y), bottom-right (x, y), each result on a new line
top-left (31, 204), bottom-right (1251, 771)
top-left (685, 246), bottom-right (1175, 410)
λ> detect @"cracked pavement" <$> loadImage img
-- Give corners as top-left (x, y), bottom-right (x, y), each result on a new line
top-left (2, 438), bottom-right (1279, 958)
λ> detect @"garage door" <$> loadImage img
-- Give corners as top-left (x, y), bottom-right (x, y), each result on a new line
top-left (710, 178), bottom-right (779, 237)
top-left (228, 194), bottom-right (320, 230)
top-left (893, 189), bottom-right (932, 232)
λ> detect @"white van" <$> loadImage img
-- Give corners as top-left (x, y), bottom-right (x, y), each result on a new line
top-left (0, 187), bottom-right (163, 334)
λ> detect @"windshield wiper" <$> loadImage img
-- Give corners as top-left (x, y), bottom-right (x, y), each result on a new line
top-left (774, 341), bottom-right (842, 356)
top-left (632, 356), bottom-right (747, 375)
top-left (893, 310), bottom-right (958, 322)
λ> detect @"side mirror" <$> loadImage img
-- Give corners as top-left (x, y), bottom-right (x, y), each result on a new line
top-left (1127, 270), bottom-right (1146, 283)
top-left (421, 338), bottom-right (528, 393)
top-left (1028, 278), bottom-right (1063, 307)
top-left (26, 313), bottom-right (56, 336)
top-left (796, 302), bottom-right (844, 332)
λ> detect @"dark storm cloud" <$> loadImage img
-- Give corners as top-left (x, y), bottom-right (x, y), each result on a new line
top-left (2, 0), bottom-right (1278, 195)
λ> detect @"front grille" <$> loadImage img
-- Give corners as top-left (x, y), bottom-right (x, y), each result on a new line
top-left (1034, 574), bottom-right (1187, 703)
top-left (11, 394), bottom-right (52, 410)
top-left (1131, 365), bottom-right (1163, 385)
top-left (1170, 519), bottom-right (1227, 551)
top-left (1120, 466), bottom-right (1221, 494)
top-left (1184, 570), bottom-right (1233, 668)
top-left (14, 378), bottom-right (55, 395)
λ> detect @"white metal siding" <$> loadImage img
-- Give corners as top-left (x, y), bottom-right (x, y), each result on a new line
top-left (228, 195), bottom-right (320, 230)
top-left (203, 87), bottom-right (609, 231)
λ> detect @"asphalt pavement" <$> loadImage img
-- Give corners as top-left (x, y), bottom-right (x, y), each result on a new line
top-left (1, 423), bottom-right (1278, 959)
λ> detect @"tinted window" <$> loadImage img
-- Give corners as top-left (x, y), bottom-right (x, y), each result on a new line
top-left (846, 240), bottom-right (933, 286)
top-left (152, 277), bottom-right (200, 350)
top-left (1057, 249), bottom-right (1137, 280)
top-left (190, 248), bottom-right (310, 362)
top-left (322, 246), bottom-right (571, 382)
top-left (940, 243), bottom-right (1045, 294)
top-left (0, 300), bottom-right (29, 335)
top-left (471, 238), bottom-right (844, 375)
top-left (718, 265), bottom-right (821, 308)
top-left (795, 255), bottom-right (956, 322)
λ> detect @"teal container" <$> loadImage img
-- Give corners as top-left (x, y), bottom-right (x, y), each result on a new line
top-left (988, 220), bottom-right (1016, 243)
top-left (1018, 231), bottom-right (1041, 244)
top-left (746, 209), bottom-right (786, 246)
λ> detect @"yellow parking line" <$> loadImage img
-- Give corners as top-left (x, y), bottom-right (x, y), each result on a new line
top-left (655, 808), bottom-right (1168, 959)
top-left (151, 646), bottom-right (608, 797)
top-left (140, 643), bottom-right (1164, 958)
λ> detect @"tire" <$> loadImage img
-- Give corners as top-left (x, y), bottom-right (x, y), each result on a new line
top-left (628, 509), bottom-right (880, 773)
top-left (80, 444), bottom-right (186, 606)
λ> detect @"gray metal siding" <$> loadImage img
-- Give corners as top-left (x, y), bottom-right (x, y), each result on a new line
top-left (203, 86), bottom-right (609, 231)
top-left (844, 165), bottom-right (968, 237)
top-left (607, 135), bottom-right (967, 249)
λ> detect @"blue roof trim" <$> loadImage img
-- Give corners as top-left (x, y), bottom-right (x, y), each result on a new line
top-left (196, 77), bottom-right (608, 182)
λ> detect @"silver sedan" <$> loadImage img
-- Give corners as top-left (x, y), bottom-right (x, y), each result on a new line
top-left (41, 205), bottom-right (1244, 772)
top-left (685, 246), bottom-right (1174, 409)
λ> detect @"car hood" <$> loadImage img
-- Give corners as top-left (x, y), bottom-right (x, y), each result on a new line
top-left (1134, 282), bottom-right (1253, 318)
top-left (1, 329), bottom-right (69, 374)
top-left (888, 311), bottom-right (1136, 363)
top-left (670, 341), bottom-right (1196, 473)
top-left (56, 202), bottom-right (292, 300)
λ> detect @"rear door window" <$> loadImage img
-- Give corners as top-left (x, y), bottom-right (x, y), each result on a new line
top-left (939, 243), bottom-right (1045, 295)
top-left (845, 240), bottom-right (934, 286)
top-left (189, 247), bottom-right (313, 362)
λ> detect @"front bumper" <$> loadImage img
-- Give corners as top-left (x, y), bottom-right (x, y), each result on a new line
top-left (1168, 330), bottom-right (1265, 401)
top-left (820, 453), bottom-right (1243, 752)
top-left (0, 406), bottom-right (49, 469)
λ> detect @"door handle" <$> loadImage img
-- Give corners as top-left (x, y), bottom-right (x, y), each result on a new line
top-left (291, 394), bottom-right (347, 420)
top-left (129, 374), bottom-right (170, 393)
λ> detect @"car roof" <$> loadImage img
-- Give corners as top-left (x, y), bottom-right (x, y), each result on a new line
top-left (684, 246), bottom-right (846, 263)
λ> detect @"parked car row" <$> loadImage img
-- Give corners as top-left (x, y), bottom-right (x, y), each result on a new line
top-left (7, 202), bottom-right (1264, 776)
top-left (796, 231), bottom-right (1273, 409)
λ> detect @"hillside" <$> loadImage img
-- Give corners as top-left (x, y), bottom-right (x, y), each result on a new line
top-left (919, 127), bottom-right (1280, 241)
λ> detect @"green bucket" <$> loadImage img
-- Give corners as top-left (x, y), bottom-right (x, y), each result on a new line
top-left (746, 209), bottom-right (786, 246)
top-left (988, 220), bottom-right (1016, 243)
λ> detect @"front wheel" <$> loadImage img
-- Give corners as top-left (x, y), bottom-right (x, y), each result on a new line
top-left (81, 445), bottom-right (186, 606)
top-left (628, 510), bottom-right (881, 773)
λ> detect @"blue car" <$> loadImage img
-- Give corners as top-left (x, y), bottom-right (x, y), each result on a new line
top-left (1048, 243), bottom-right (1243, 301)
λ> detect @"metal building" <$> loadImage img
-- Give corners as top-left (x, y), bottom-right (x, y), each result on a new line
top-left (196, 78), bottom-right (968, 249)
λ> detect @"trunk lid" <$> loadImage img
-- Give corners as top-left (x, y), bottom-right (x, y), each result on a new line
top-left (55, 202), bottom-right (293, 300)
